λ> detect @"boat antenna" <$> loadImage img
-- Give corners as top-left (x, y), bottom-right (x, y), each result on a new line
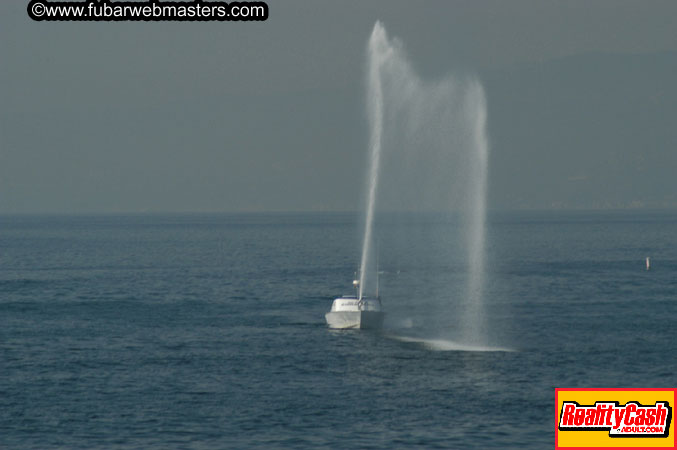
top-left (376, 239), bottom-right (380, 300)
top-left (353, 270), bottom-right (360, 298)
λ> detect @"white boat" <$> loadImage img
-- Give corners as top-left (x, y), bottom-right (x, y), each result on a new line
top-left (325, 274), bottom-right (384, 330)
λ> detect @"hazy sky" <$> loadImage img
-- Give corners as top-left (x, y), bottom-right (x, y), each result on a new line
top-left (1, 0), bottom-right (676, 213)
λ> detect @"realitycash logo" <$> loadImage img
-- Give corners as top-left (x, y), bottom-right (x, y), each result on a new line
top-left (559, 401), bottom-right (671, 437)
top-left (556, 388), bottom-right (676, 449)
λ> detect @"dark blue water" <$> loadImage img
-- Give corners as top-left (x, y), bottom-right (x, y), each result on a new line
top-left (2, 211), bottom-right (676, 448)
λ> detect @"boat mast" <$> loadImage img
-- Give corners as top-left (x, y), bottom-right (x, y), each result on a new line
top-left (375, 239), bottom-right (379, 299)
top-left (353, 270), bottom-right (360, 299)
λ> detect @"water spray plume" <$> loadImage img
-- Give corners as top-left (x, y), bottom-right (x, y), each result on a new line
top-left (359, 21), bottom-right (490, 345)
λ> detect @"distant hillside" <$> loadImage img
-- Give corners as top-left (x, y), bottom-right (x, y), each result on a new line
top-left (483, 51), bottom-right (677, 209)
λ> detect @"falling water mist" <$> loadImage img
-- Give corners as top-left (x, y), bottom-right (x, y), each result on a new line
top-left (359, 22), bottom-right (491, 347)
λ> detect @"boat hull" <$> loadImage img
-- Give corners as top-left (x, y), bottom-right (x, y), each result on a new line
top-left (325, 310), bottom-right (384, 330)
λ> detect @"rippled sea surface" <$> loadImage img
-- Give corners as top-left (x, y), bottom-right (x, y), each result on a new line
top-left (2, 211), bottom-right (676, 448)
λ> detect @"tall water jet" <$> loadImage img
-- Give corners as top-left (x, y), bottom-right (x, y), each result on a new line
top-left (359, 22), bottom-right (388, 299)
top-left (358, 21), bottom-right (490, 345)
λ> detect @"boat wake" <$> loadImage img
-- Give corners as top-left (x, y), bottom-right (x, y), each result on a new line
top-left (390, 335), bottom-right (514, 352)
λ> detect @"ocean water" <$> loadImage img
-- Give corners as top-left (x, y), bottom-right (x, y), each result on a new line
top-left (1, 211), bottom-right (676, 448)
